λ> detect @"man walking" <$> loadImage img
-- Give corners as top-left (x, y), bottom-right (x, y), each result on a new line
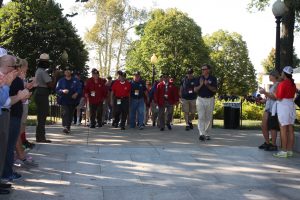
top-left (84, 68), bottom-right (108, 128)
top-left (180, 68), bottom-right (197, 131)
top-left (56, 66), bottom-right (82, 134)
top-left (194, 64), bottom-right (217, 141)
top-left (155, 74), bottom-right (179, 131)
top-left (129, 71), bottom-right (147, 129)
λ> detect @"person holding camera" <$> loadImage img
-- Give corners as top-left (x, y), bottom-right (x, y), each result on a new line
top-left (34, 53), bottom-right (57, 143)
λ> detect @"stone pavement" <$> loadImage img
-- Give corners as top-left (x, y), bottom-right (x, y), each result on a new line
top-left (1, 123), bottom-right (300, 200)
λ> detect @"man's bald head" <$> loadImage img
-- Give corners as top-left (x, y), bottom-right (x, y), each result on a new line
top-left (0, 55), bottom-right (17, 74)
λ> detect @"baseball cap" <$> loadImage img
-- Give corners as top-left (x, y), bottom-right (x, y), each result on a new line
top-left (283, 66), bottom-right (293, 75)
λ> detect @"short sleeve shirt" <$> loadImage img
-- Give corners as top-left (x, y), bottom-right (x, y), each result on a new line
top-left (130, 80), bottom-right (146, 99)
top-left (276, 79), bottom-right (296, 99)
top-left (181, 77), bottom-right (197, 100)
top-left (111, 80), bottom-right (131, 98)
top-left (35, 68), bottom-right (52, 88)
top-left (195, 75), bottom-right (217, 98)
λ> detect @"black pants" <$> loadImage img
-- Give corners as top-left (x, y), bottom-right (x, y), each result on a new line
top-left (90, 103), bottom-right (103, 126)
top-left (114, 98), bottom-right (129, 128)
top-left (62, 105), bottom-right (76, 129)
top-left (34, 88), bottom-right (49, 140)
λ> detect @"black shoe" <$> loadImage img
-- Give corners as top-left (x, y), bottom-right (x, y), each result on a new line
top-left (36, 139), bottom-right (52, 143)
top-left (97, 124), bottom-right (102, 128)
top-left (199, 135), bottom-right (205, 141)
top-left (90, 125), bottom-right (96, 128)
top-left (258, 142), bottom-right (268, 149)
top-left (152, 122), bottom-right (156, 127)
top-left (63, 128), bottom-right (69, 134)
top-left (189, 122), bottom-right (193, 129)
top-left (114, 123), bottom-right (118, 128)
top-left (205, 135), bottom-right (211, 140)
top-left (0, 183), bottom-right (11, 189)
top-left (167, 124), bottom-right (172, 130)
top-left (120, 126), bottom-right (125, 130)
top-left (160, 128), bottom-right (164, 131)
top-left (185, 126), bottom-right (190, 131)
top-left (0, 188), bottom-right (10, 195)
top-left (265, 144), bottom-right (278, 151)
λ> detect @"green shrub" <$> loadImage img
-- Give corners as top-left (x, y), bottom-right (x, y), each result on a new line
top-left (28, 99), bottom-right (36, 115)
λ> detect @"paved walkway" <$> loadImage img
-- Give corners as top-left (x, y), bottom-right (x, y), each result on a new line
top-left (1, 124), bottom-right (300, 200)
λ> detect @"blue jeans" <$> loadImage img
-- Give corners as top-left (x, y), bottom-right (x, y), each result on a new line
top-left (2, 117), bottom-right (21, 178)
top-left (130, 98), bottom-right (145, 128)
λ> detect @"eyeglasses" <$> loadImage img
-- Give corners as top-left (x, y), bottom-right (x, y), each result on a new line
top-left (201, 68), bottom-right (208, 71)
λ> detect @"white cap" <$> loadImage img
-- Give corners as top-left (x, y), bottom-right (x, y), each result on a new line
top-left (0, 48), bottom-right (8, 58)
top-left (283, 66), bottom-right (293, 75)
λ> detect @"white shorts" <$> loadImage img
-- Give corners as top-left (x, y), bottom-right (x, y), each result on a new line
top-left (277, 99), bottom-right (296, 126)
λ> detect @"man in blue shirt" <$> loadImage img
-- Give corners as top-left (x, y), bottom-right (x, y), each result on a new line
top-left (56, 66), bottom-right (82, 134)
top-left (129, 71), bottom-right (147, 129)
top-left (194, 64), bottom-right (217, 141)
top-left (180, 68), bottom-right (198, 131)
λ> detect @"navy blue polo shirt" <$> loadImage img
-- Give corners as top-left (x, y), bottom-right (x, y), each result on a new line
top-left (130, 80), bottom-right (146, 99)
top-left (181, 77), bottom-right (197, 100)
top-left (195, 75), bottom-right (217, 98)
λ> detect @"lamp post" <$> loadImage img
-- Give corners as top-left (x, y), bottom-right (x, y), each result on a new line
top-left (150, 53), bottom-right (158, 85)
top-left (272, 0), bottom-right (286, 73)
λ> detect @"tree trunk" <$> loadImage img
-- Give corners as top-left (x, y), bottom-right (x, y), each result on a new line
top-left (0, 0), bottom-right (3, 8)
top-left (281, 0), bottom-right (295, 67)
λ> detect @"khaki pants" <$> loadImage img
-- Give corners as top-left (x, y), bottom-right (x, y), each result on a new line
top-left (182, 99), bottom-right (196, 125)
top-left (196, 97), bottom-right (214, 136)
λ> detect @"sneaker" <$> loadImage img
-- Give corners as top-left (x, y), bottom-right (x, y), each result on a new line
top-left (139, 125), bottom-right (144, 130)
top-left (14, 159), bottom-right (38, 168)
top-left (273, 151), bottom-right (288, 158)
top-left (287, 151), bottom-right (293, 157)
top-left (167, 124), bottom-right (172, 130)
top-left (264, 144), bottom-right (278, 151)
top-left (199, 135), bottom-right (205, 141)
top-left (2, 172), bottom-right (22, 181)
top-left (189, 122), bottom-right (193, 129)
top-left (205, 135), bottom-right (211, 140)
top-left (258, 142), bottom-right (268, 149)
top-left (185, 126), bottom-right (190, 131)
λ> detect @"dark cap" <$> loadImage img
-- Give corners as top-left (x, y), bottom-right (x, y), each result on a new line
top-left (187, 68), bottom-right (194, 74)
top-left (117, 70), bottom-right (123, 76)
top-left (107, 76), bottom-right (112, 80)
top-left (64, 66), bottom-right (72, 71)
top-left (91, 68), bottom-right (99, 74)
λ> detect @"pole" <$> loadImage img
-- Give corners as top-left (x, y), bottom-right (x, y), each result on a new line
top-left (275, 16), bottom-right (282, 73)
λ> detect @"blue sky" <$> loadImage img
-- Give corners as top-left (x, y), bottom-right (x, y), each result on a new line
top-left (3, 0), bottom-right (300, 73)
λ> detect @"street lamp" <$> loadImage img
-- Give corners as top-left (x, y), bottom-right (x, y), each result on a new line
top-left (272, 0), bottom-right (287, 72)
top-left (150, 53), bottom-right (158, 85)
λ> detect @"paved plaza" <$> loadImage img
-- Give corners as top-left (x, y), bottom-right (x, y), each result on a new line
top-left (1, 124), bottom-right (300, 200)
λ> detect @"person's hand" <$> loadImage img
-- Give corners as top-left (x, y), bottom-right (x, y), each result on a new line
top-left (17, 89), bottom-right (30, 100)
top-left (62, 89), bottom-right (69, 94)
top-left (71, 93), bottom-right (78, 99)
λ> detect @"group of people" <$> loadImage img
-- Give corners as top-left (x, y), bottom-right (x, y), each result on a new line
top-left (258, 66), bottom-right (297, 158)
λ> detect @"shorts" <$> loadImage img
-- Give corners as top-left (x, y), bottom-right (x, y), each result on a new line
top-left (182, 99), bottom-right (196, 113)
top-left (267, 112), bottom-right (280, 131)
top-left (21, 104), bottom-right (29, 125)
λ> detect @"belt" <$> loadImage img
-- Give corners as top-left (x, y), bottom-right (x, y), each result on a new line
top-left (1, 108), bottom-right (10, 112)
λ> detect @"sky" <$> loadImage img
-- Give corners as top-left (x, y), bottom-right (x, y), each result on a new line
top-left (3, 0), bottom-right (300, 73)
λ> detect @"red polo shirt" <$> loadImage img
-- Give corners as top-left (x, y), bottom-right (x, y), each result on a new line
top-left (111, 80), bottom-right (131, 98)
top-left (154, 81), bottom-right (179, 106)
top-left (84, 77), bottom-right (108, 104)
top-left (276, 79), bottom-right (296, 99)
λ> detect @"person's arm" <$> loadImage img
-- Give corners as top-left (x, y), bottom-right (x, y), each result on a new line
top-left (194, 77), bottom-right (203, 92)
top-left (204, 77), bottom-right (217, 93)
top-left (10, 89), bottom-right (30, 106)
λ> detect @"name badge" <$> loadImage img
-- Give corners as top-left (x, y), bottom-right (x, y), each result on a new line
top-left (188, 90), bottom-right (193, 94)
top-left (134, 90), bottom-right (139, 96)
top-left (164, 94), bottom-right (168, 98)
top-left (117, 99), bottom-right (121, 105)
top-left (91, 91), bottom-right (95, 97)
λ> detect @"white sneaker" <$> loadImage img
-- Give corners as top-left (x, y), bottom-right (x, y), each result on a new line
top-left (273, 151), bottom-right (288, 158)
top-left (287, 151), bottom-right (293, 157)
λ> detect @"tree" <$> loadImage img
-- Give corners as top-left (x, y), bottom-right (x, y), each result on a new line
top-left (0, 0), bottom-right (89, 77)
top-left (262, 47), bottom-right (300, 73)
top-left (204, 30), bottom-right (257, 96)
top-left (83, 0), bottom-right (146, 76)
top-left (125, 8), bottom-right (210, 85)
top-left (248, 0), bottom-right (300, 68)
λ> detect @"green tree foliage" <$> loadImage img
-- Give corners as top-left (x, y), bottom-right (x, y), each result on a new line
top-left (125, 8), bottom-right (210, 84)
top-left (84, 0), bottom-right (146, 76)
top-left (204, 30), bottom-right (257, 96)
top-left (0, 0), bottom-right (89, 77)
top-left (262, 48), bottom-right (300, 73)
top-left (248, 0), bottom-right (300, 67)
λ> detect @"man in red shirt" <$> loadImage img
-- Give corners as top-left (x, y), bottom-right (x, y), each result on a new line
top-left (84, 68), bottom-right (108, 128)
top-left (154, 74), bottom-right (179, 131)
top-left (111, 71), bottom-right (131, 130)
